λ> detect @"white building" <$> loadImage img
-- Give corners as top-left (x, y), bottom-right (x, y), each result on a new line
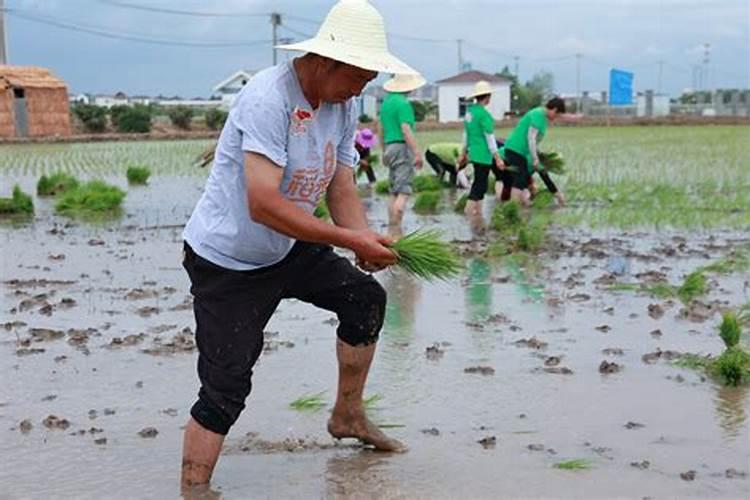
top-left (213, 70), bottom-right (256, 109)
top-left (93, 91), bottom-right (129, 108)
top-left (436, 71), bottom-right (511, 123)
top-left (69, 93), bottom-right (90, 105)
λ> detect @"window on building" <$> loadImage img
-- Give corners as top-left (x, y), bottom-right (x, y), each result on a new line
top-left (458, 97), bottom-right (472, 119)
top-left (13, 88), bottom-right (25, 99)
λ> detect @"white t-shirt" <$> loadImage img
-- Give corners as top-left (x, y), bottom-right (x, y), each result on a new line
top-left (184, 61), bottom-right (359, 271)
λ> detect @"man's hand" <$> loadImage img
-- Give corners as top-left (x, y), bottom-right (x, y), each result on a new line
top-left (555, 192), bottom-right (566, 207)
top-left (457, 152), bottom-right (467, 166)
top-left (532, 158), bottom-right (540, 171)
top-left (494, 154), bottom-right (505, 170)
top-left (348, 229), bottom-right (397, 271)
top-left (414, 153), bottom-right (424, 170)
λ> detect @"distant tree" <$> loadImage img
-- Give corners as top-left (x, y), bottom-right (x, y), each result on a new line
top-left (116, 104), bottom-right (152, 133)
top-left (411, 100), bottom-right (438, 122)
top-left (71, 104), bottom-right (108, 133)
top-left (204, 108), bottom-right (229, 130)
top-left (108, 104), bottom-right (130, 129)
top-left (168, 105), bottom-right (194, 130)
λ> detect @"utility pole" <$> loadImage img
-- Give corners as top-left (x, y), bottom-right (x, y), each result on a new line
top-left (513, 55), bottom-right (520, 79)
top-left (270, 12), bottom-right (282, 66)
top-left (703, 42), bottom-right (711, 104)
top-left (575, 53), bottom-right (582, 113)
top-left (657, 60), bottom-right (664, 95)
top-left (457, 39), bottom-right (464, 73)
top-left (0, 0), bottom-right (8, 65)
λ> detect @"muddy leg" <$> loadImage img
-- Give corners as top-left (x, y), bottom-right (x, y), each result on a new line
top-left (181, 418), bottom-right (225, 490)
top-left (327, 339), bottom-right (406, 452)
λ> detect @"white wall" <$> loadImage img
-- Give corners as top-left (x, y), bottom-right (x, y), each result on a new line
top-left (438, 82), bottom-right (510, 123)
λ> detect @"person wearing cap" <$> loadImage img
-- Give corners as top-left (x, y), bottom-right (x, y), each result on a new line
top-left (379, 73), bottom-right (426, 227)
top-left (459, 81), bottom-right (507, 216)
top-left (425, 142), bottom-right (468, 187)
top-left (500, 97), bottom-right (567, 206)
top-left (354, 127), bottom-right (378, 183)
top-left (180, 0), bottom-right (417, 489)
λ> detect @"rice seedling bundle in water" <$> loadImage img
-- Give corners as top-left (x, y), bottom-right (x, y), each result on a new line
top-left (56, 180), bottom-right (126, 217)
top-left (491, 201), bottom-right (522, 232)
top-left (126, 165), bottom-right (151, 185)
top-left (677, 271), bottom-right (707, 304)
top-left (412, 175), bottom-right (443, 193)
top-left (719, 312), bottom-right (741, 349)
top-left (538, 151), bottom-right (566, 175)
top-left (413, 191), bottom-right (441, 213)
top-left (0, 186), bottom-right (34, 215)
top-left (37, 172), bottom-right (79, 196)
top-left (389, 229), bottom-right (462, 281)
top-left (375, 179), bottom-right (391, 194)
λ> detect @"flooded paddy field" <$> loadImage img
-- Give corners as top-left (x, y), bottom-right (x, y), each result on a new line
top-left (1, 126), bottom-right (748, 499)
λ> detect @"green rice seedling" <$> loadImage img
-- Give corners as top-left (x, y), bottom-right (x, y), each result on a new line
top-left (126, 165), bottom-right (151, 185)
top-left (738, 304), bottom-right (750, 327)
top-left (0, 185), bottom-right (34, 215)
top-left (314, 198), bottom-right (330, 220)
top-left (486, 240), bottom-right (510, 258)
top-left (454, 193), bottom-right (469, 213)
top-left (413, 191), bottom-right (441, 214)
top-left (412, 175), bottom-right (443, 193)
top-left (608, 283), bottom-right (641, 292)
top-left (363, 393), bottom-right (383, 410)
top-left (289, 391), bottom-right (327, 412)
top-left (538, 151), bottom-right (566, 175)
top-left (699, 252), bottom-right (750, 275)
top-left (55, 180), bottom-right (126, 218)
top-left (376, 423), bottom-right (405, 429)
top-left (369, 153), bottom-right (380, 167)
top-left (389, 229), bottom-right (462, 281)
top-left (719, 312), bottom-right (742, 349)
top-left (37, 172), bottom-right (79, 196)
top-left (677, 271), bottom-right (707, 304)
top-left (672, 353), bottom-right (713, 371)
top-left (375, 179), bottom-right (391, 195)
top-left (644, 283), bottom-right (677, 299)
top-left (712, 348), bottom-right (750, 386)
top-left (516, 218), bottom-right (548, 253)
top-left (490, 200), bottom-right (522, 232)
top-left (553, 459), bottom-right (592, 470)
top-left (531, 191), bottom-right (555, 209)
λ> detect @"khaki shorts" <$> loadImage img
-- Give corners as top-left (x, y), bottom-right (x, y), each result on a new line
top-left (384, 143), bottom-right (415, 195)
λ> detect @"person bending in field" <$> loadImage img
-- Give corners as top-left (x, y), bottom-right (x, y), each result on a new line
top-left (499, 97), bottom-right (568, 207)
top-left (425, 142), bottom-right (469, 188)
top-left (354, 128), bottom-right (378, 184)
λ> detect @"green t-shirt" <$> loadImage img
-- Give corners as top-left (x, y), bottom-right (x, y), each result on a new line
top-left (428, 143), bottom-right (462, 164)
top-left (503, 106), bottom-right (548, 171)
top-left (380, 92), bottom-right (415, 144)
top-left (463, 104), bottom-right (494, 165)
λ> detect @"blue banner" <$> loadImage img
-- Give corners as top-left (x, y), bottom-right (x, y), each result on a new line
top-left (609, 69), bottom-right (634, 105)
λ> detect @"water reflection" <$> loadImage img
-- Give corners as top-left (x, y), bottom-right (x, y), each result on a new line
top-left (713, 383), bottom-right (749, 440)
top-left (504, 255), bottom-right (545, 302)
top-left (466, 258), bottom-right (492, 322)
top-left (382, 269), bottom-right (421, 341)
top-left (181, 483), bottom-right (222, 500)
top-left (324, 452), bottom-right (404, 499)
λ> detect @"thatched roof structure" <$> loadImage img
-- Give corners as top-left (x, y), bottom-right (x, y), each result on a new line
top-left (0, 65), bottom-right (68, 89)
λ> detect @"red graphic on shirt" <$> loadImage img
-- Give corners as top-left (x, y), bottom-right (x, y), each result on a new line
top-left (290, 106), bottom-right (314, 135)
top-left (285, 141), bottom-right (336, 206)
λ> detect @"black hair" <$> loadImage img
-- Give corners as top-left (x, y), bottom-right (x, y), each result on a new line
top-left (475, 93), bottom-right (491, 103)
top-left (545, 97), bottom-right (566, 113)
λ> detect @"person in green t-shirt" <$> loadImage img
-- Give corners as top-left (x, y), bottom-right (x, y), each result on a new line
top-left (379, 73), bottom-right (426, 228)
top-left (425, 142), bottom-right (468, 187)
top-left (457, 81), bottom-right (506, 216)
top-left (500, 97), bottom-right (567, 207)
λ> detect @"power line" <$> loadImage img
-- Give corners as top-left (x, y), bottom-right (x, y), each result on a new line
top-left (96, 0), bottom-right (270, 18)
top-left (4, 9), bottom-right (271, 47)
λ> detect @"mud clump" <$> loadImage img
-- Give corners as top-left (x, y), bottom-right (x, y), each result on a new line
top-left (142, 329), bottom-right (195, 355)
top-left (477, 436), bottom-right (497, 449)
top-left (109, 333), bottom-right (146, 347)
top-left (544, 356), bottom-right (561, 367)
top-left (630, 460), bottom-right (651, 470)
top-left (541, 367), bottom-right (574, 375)
top-left (725, 468), bottom-right (747, 479)
top-left (599, 360), bottom-right (622, 374)
top-left (262, 339), bottom-right (295, 352)
top-left (94, 437), bottom-right (107, 445)
top-left (28, 328), bottom-right (65, 342)
top-left (228, 432), bottom-right (342, 454)
top-left (602, 348), bottom-right (624, 356)
top-left (425, 343), bottom-right (445, 360)
top-left (678, 300), bottom-right (722, 323)
top-left (595, 324), bottom-right (612, 333)
top-left (641, 348), bottom-right (683, 365)
top-left (514, 337), bottom-right (548, 350)
top-left (680, 470), bottom-right (696, 481)
top-left (421, 428), bottom-right (440, 436)
top-left (19, 419), bottom-right (33, 434)
top-left (137, 427), bottom-right (159, 438)
top-left (650, 329), bottom-right (663, 338)
top-left (16, 347), bottom-right (45, 356)
top-left (43, 415), bottom-right (70, 430)
top-left (136, 306), bottom-right (160, 318)
top-left (648, 304), bottom-right (665, 319)
top-left (624, 421), bottom-right (645, 430)
top-left (464, 366), bottom-right (495, 376)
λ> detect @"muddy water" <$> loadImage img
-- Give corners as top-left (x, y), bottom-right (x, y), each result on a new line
top-left (1, 175), bottom-right (749, 499)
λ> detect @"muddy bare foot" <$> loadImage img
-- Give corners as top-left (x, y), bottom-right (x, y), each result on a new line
top-left (327, 413), bottom-right (406, 453)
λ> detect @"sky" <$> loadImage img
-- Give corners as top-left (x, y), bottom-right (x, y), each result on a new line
top-left (5, 0), bottom-right (749, 98)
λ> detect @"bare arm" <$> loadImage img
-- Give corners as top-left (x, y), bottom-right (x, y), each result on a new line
top-left (326, 164), bottom-right (368, 231)
top-left (401, 123), bottom-right (423, 169)
top-left (528, 127), bottom-right (540, 167)
top-left (244, 152), bottom-right (395, 265)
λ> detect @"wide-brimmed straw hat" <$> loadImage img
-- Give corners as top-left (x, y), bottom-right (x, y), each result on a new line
top-left (467, 80), bottom-right (494, 98)
top-left (276, 0), bottom-right (418, 75)
top-left (383, 74), bottom-right (426, 93)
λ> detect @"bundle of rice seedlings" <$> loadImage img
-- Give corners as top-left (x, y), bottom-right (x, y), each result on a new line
top-left (55, 180), bottom-right (126, 217)
top-left (412, 175), bottom-right (443, 193)
top-left (719, 312), bottom-right (741, 349)
top-left (389, 229), bottom-right (462, 281)
top-left (531, 190), bottom-right (555, 209)
top-left (126, 165), bottom-right (151, 185)
top-left (713, 348), bottom-right (750, 386)
top-left (375, 179), bottom-right (391, 195)
top-left (454, 193), bottom-right (469, 213)
top-left (538, 151), bottom-right (566, 175)
top-left (516, 219), bottom-right (548, 252)
top-left (289, 392), bottom-right (327, 412)
top-left (413, 191), bottom-right (441, 214)
top-left (490, 200), bottom-right (522, 232)
top-left (37, 172), bottom-right (79, 196)
top-left (0, 185), bottom-right (34, 215)
top-left (677, 271), bottom-right (707, 304)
